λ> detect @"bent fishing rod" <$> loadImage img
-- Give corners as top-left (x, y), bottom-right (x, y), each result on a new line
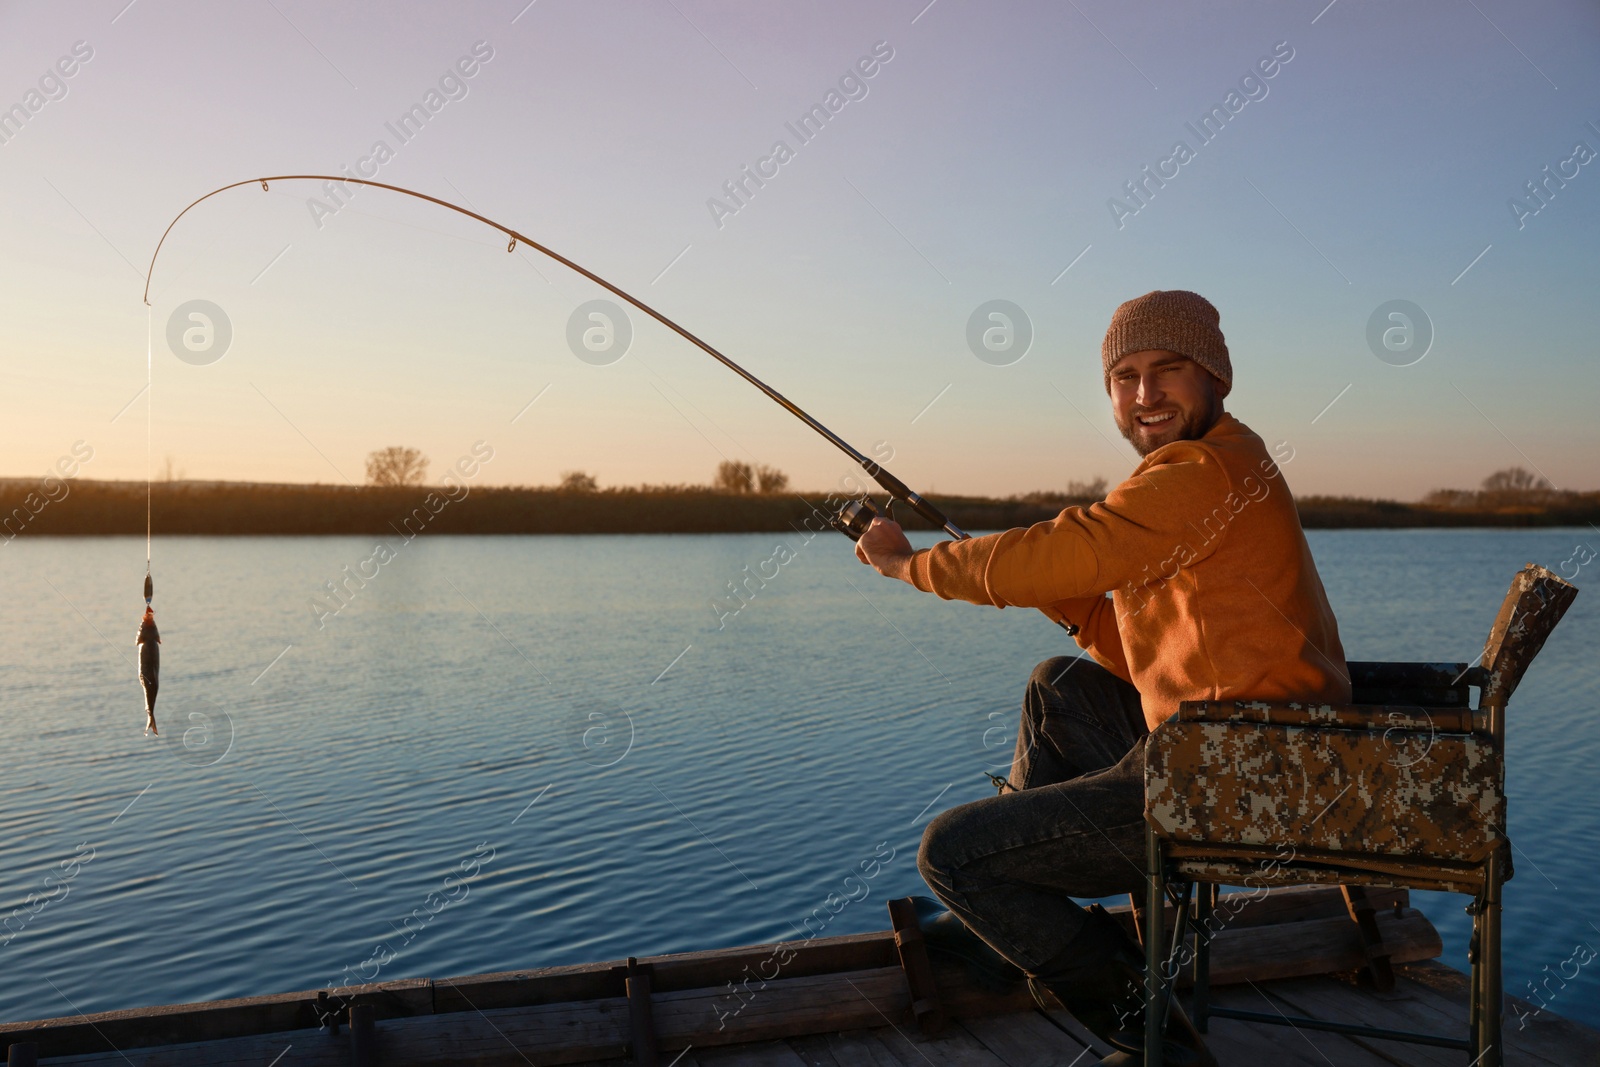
top-left (143, 176), bottom-right (1077, 636)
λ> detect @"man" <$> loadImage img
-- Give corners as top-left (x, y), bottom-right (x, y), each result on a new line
top-left (855, 290), bottom-right (1349, 1063)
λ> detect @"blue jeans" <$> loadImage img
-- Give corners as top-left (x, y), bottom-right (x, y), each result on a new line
top-left (917, 655), bottom-right (1149, 973)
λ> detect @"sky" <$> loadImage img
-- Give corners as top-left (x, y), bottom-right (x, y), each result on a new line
top-left (0, 0), bottom-right (1596, 500)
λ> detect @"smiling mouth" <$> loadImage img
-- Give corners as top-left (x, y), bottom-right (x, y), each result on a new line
top-left (1136, 411), bottom-right (1177, 427)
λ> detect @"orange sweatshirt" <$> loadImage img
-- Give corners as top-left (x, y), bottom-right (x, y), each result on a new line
top-left (908, 414), bottom-right (1349, 731)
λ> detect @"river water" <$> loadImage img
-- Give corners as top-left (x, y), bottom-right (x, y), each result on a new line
top-left (0, 528), bottom-right (1595, 1029)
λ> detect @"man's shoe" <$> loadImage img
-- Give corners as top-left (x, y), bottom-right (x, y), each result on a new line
top-left (907, 896), bottom-right (1024, 993)
top-left (1029, 904), bottom-right (1216, 1067)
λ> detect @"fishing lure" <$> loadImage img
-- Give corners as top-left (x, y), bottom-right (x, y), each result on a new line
top-left (137, 572), bottom-right (159, 735)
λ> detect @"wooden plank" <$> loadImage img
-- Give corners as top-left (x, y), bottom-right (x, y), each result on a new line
top-left (783, 1033), bottom-right (849, 1067)
top-left (692, 1041), bottom-right (811, 1066)
top-left (927, 958), bottom-right (1035, 1019)
top-left (32, 958), bottom-right (1035, 1067)
top-left (1264, 963), bottom-right (1600, 1067)
top-left (654, 967), bottom-right (909, 1053)
top-left (48, 990), bottom-right (629, 1066)
top-left (370, 994), bottom-right (629, 1066)
top-left (872, 1019), bottom-right (1018, 1067)
top-left (1081, 905), bottom-right (1440, 992)
top-left (0, 978), bottom-right (435, 1058)
top-left (821, 1029), bottom-right (910, 1067)
top-left (1033, 1008), bottom-right (1116, 1061)
top-left (45, 1030), bottom-right (337, 1067)
top-left (1249, 974), bottom-right (1463, 1067)
top-left (0, 892), bottom-right (1415, 1060)
top-left (1201, 908), bottom-right (1441, 987)
top-left (434, 931), bottom-right (898, 1013)
top-left (887, 897), bottom-right (947, 1034)
top-left (1387, 962), bottom-right (1600, 1067)
top-left (957, 1012), bottom-right (1094, 1067)
top-left (1196, 984), bottom-right (1406, 1067)
top-left (2, 933), bottom-right (896, 1059)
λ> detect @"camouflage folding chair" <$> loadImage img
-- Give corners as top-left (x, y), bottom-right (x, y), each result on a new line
top-left (1139, 563), bottom-right (1577, 1067)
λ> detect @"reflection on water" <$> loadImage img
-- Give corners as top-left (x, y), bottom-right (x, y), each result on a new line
top-left (0, 528), bottom-right (1594, 1027)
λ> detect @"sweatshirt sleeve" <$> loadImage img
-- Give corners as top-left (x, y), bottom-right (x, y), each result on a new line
top-left (907, 440), bottom-right (1233, 608)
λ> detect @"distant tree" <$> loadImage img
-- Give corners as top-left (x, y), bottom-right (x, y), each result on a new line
top-left (1422, 488), bottom-right (1478, 509)
top-left (1479, 466), bottom-right (1559, 509)
top-left (553, 473), bottom-right (598, 495)
top-left (558, 470), bottom-right (599, 492)
top-left (1424, 468), bottom-right (1568, 511)
top-left (1065, 477), bottom-right (1108, 500)
top-left (1481, 467), bottom-right (1551, 494)
top-left (366, 446), bottom-right (428, 487)
top-left (755, 464), bottom-right (789, 494)
top-left (715, 460), bottom-right (755, 494)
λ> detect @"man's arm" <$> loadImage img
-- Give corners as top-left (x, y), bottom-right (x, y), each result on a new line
top-left (859, 441), bottom-right (1233, 606)
top-left (855, 520), bottom-right (1131, 679)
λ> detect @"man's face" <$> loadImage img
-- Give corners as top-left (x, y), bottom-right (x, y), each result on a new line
top-left (1109, 349), bottom-right (1227, 457)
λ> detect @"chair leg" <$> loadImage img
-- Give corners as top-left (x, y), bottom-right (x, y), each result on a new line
top-left (1468, 896), bottom-right (1482, 1062)
top-left (1193, 883), bottom-right (1215, 1033)
top-left (1146, 826), bottom-right (1166, 1067)
top-left (1480, 848), bottom-right (1505, 1067)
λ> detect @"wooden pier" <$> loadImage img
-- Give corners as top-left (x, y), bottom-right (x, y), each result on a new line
top-left (663, 961), bottom-right (1596, 1067)
top-left (1, 887), bottom-right (1593, 1066)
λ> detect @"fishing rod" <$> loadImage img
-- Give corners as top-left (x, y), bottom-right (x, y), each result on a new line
top-left (140, 177), bottom-right (960, 543)
top-left (142, 176), bottom-right (1077, 636)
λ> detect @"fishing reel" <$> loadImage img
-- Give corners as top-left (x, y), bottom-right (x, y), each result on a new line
top-left (830, 495), bottom-right (895, 542)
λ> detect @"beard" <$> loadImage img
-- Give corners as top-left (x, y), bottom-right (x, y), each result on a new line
top-left (1114, 387), bottom-right (1224, 457)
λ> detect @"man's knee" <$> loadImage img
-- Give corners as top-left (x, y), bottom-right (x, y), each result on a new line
top-left (1029, 656), bottom-right (1079, 690)
top-left (917, 804), bottom-right (971, 891)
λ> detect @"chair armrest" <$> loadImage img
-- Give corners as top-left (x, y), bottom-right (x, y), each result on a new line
top-left (1175, 700), bottom-right (1479, 734)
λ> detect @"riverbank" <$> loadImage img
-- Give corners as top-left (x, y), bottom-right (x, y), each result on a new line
top-left (3, 478), bottom-right (1597, 536)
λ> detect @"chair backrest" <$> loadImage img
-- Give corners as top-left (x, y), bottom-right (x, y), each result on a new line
top-left (1478, 563), bottom-right (1578, 716)
top-left (1347, 661), bottom-right (1474, 708)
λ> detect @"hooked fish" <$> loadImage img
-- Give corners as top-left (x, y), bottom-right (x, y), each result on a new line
top-left (137, 607), bottom-right (160, 735)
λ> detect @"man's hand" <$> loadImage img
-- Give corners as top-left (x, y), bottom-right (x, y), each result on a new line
top-left (854, 517), bottom-right (916, 584)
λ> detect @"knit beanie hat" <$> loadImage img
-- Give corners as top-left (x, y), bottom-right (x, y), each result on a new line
top-left (1101, 290), bottom-right (1231, 393)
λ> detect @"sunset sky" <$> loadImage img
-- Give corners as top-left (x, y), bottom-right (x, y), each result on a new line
top-left (1, 0), bottom-right (1595, 500)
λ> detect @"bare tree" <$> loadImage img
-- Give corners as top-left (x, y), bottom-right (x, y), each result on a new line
top-left (715, 460), bottom-right (755, 494)
top-left (755, 464), bottom-right (789, 494)
top-left (1426, 468), bottom-right (1565, 510)
top-left (1480, 467), bottom-right (1551, 494)
top-left (1065, 477), bottom-right (1108, 500)
top-left (1478, 466), bottom-right (1558, 508)
top-left (558, 470), bottom-right (598, 492)
top-left (1422, 488), bottom-right (1477, 509)
top-left (366, 446), bottom-right (428, 487)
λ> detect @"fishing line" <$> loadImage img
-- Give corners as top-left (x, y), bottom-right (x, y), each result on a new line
top-left (145, 304), bottom-right (152, 570)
